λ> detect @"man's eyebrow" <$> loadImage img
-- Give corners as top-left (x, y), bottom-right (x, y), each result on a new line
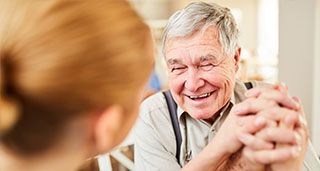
top-left (199, 54), bottom-right (216, 62)
top-left (167, 58), bottom-right (180, 65)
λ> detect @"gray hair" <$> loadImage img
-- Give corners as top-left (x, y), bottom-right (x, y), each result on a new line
top-left (162, 1), bottom-right (239, 57)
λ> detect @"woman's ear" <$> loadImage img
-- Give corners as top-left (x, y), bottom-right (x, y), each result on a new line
top-left (92, 105), bottom-right (123, 154)
top-left (234, 48), bottom-right (241, 73)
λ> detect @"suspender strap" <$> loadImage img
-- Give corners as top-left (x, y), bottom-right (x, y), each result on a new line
top-left (245, 82), bottom-right (253, 90)
top-left (163, 90), bottom-right (182, 164)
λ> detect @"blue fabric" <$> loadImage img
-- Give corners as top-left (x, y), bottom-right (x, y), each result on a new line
top-left (147, 70), bottom-right (161, 91)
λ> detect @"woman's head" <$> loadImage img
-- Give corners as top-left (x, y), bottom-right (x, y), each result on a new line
top-left (0, 0), bottom-right (153, 156)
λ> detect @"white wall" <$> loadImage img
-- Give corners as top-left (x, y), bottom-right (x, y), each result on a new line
top-left (312, 0), bottom-right (320, 155)
top-left (257, 0), bottom-right (278, 58)
top-left (129, 0), bottom-right (172, 20)
top-left (172, 0), bottom-right (258, 53)
top-left (279, 0), bottom-right (319, 154)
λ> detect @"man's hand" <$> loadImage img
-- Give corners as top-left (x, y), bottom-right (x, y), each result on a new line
top-left (226, 101), bottom-right (300, 170)
top-left (211, 97), bottom-right (281, 169)
top-left (182, 111), bottom-right (268, 171)
top-left (206, 96), bottom-right (280, 170)
top-left (269, 97), bottom-right (309, 171)
top-left (214, 83), bottom-right (297, 157)
top-left (245, 85), bottom-right (309, 171)
top-left (232, 84), bottom-right (309, 171)
top-left (237, 106), bottom-right (302, 169)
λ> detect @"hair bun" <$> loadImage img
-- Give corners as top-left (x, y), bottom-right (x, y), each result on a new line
top-left (0, 96), bottom-right (20, 136)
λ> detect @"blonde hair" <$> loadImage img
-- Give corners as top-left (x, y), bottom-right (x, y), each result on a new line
top-left (0, 0), bottom-right (153, 155)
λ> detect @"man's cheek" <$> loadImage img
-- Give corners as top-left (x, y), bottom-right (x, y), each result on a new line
top-left (207, 70), bottom-right (230, 86)
top-left (169, 79), bottom-right (183, 93)
top-left (171, 74), bottom-right (186, 86)
top-left (213, 68), bottom-right (235, 83)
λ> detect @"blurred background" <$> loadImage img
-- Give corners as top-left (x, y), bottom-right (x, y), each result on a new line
top-left (80, 0), bottom-right (320, 170)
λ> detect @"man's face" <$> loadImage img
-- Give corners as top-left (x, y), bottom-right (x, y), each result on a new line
top-left (165, 25), bottom-right (239, 122)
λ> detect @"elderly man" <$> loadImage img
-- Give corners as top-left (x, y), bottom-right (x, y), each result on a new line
top-left (134, 2), bottom-right (320, 170)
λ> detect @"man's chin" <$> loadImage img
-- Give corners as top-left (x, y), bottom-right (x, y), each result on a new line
top-left (187, 110), bottom-right (216, 120)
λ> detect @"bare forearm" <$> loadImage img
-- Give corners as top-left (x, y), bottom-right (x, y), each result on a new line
top-left (181, 142), bottom-right (231, 171)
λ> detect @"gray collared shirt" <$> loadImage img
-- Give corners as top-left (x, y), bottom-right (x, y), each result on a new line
top-left (134, 79), bottom-right (320, 170)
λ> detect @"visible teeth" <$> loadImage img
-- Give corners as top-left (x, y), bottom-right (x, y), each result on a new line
top-left (189, 92), bottom-right (212, 99)
top-left (199, 93), bottom-right (210, 98)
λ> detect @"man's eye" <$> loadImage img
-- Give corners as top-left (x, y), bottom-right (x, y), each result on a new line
top-left (172, 67), bottom-right (184, 71)
top-left (171, 67), bottom-right (187, 74)
top-left (200, 64), bottom-right (215, 71)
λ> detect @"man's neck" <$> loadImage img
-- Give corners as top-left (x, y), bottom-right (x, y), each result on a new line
top-left (204, 101), bottom-right (231, 125)
top-left (204, 112), bottom-right (220, 125)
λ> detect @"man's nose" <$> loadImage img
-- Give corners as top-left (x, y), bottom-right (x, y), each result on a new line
top-left (184, 69), bottom-right (205, 92)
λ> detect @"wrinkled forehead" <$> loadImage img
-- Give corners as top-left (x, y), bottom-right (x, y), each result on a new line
top-left (165, 25), bottom-right (221, 54)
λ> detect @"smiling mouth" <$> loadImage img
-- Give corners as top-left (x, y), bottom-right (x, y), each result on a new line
top-left (187, 91), bottom-right (214, 100)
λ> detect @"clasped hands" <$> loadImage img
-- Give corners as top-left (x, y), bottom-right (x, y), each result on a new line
top-left (215, 84), bottom-right (309, 171)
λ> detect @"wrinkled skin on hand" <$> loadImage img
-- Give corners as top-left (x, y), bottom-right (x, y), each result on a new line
top-left (210, 101), bottom-right (270, 170)
top-left (224, 148), bottom-right (265, 171)
top-left (268, 97), bottom-right (309, 171)
top-left (224, 84), bottom-right (308, 171)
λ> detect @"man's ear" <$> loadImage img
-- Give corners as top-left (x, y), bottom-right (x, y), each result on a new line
top-left (234, 48), bottom-right (241, 72)
top-left (93, 105), bottom-right (123, 154)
